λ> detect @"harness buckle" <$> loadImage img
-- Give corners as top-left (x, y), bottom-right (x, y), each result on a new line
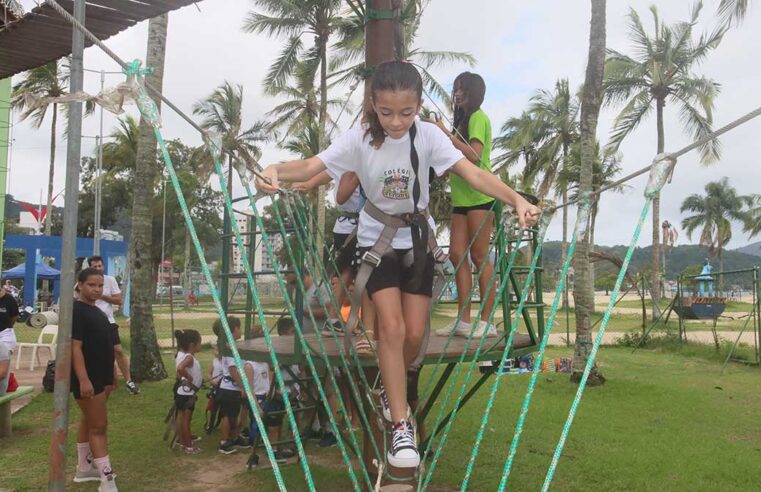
top-left (432, 245), bottom-right (448, 263)
top-left (361, 250), bottom-right (383, 268)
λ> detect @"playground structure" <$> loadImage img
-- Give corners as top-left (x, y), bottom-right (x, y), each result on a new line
top-left (639, 267), bottom-right (761, 365)
top-left (2, 1), bottom-right (761, 491)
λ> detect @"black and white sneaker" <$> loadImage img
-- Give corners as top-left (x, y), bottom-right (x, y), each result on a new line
top-left (125, 380), bottom-right (140, 395)
top-left (387, 420), bottom-right (419, 468)
top-left (321, 319), bottom-right (344, 335)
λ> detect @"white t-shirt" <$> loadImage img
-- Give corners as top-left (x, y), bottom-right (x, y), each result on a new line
top-left (246, 360), bottom-right (270, 396)
top-left (281, 364), bottom-right (301, 399)
top-left (95, 275), bottom-right (121, 324)
top-left (317, 120), bottom-right (462, 248)
top-left (219, 356), bottom-right (240, 391)
top-left (0, 327), bottom-right (16, 353)
top-left (326, 168), bottom-right (364, 235)
top-left (210, 357), bottom-right (224, 385)
top-left (175, 351), bottom-right (202, 396)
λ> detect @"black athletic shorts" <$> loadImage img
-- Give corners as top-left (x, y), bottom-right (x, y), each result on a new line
top-left (175, 393), bottom-right (197, 411)
top-left (359, 248), bottom-right (434, 298)
top-left (217, 388), bottom-right (242, 421)
top-left (333, 232), bottom-right (351, 250)
top-left (452, 201), bottom-right (495, 215)
top-left (71, 374), bottom-right (113, 400)
top-left (110, 323), bottom-right (121, 346)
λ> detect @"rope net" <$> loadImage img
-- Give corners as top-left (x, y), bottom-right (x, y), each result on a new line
top-left (41, 2), bottom-right (761, 486)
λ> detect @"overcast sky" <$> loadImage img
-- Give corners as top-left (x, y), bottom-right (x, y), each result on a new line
top-left (8, 0), bottom-right (761, 248)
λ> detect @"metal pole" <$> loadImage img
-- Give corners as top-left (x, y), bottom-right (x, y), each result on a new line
top-left (93, 70), bottom-right (105, 255)
top-left (0, 78), bottom-right (11, 268)
top-left (49, 1), bottom-right (85, 489)
top-left (159, 177), bottom-right (167, 307)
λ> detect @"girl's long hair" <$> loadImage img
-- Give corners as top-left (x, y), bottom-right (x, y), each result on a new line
top-left (364, 61), bottom-right (423, 149)
top-left (452, 72), bottom-right (486, 143)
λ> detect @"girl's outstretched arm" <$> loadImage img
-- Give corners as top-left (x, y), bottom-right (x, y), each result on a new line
top-left (450, 158), bottom-right (542, 228)
top-left (291, 170), bottom-right (332, 193)
top-left (257, 156), bottom-right (326, 193)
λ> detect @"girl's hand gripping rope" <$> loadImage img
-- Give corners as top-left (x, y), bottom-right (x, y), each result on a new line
top-left (515, 198), bottom-right (542, 230)
top-left (256, 166), bottom-right (280, 194)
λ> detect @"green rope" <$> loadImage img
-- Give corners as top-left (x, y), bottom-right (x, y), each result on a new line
top-left (540, 153), bottom-right (675, 491)
top-left (209, 156), bottom-right (364, 489)
top-left (420, 212), bottom-right (553, 491)
top-left (249, 190), bottom-right (383, 468)
top-left (488, 199), bottom-right (590, 490)
top-left (234, 185), bottom-right (378, 484)
top-left (276, 194), bottom-right (383, 458)
top-left (419, 202), bottom-right (501, 401)
top-left (153, 130), bottom-right (290, 490)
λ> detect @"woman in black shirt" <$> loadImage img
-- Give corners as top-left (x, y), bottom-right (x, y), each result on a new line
top-left (71, 268), bottom-right (118, 490)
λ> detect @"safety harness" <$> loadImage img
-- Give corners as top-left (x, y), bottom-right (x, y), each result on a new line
top-left (344, 123), bottom-right (448, 368)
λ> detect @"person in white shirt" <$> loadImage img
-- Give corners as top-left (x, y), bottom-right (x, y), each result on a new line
top-left (88, 256), bottom-right (139, 395)
top-left (173, 329), bottom-right (203, 454)
top-left (257, 61), bottom-right (541, 469)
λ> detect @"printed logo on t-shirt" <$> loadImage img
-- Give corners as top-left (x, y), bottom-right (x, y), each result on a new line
top-left (381, 168), bottom-right (411, 200)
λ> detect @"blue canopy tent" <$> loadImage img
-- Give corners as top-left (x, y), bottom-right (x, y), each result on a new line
top-left (3, 262), bottom-right (61, 306)
top-left (3, 262), bottom-right (61, 280)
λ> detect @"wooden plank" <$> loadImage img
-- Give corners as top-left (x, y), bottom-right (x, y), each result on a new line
top-left (237, 333), bottom-right (534, 366)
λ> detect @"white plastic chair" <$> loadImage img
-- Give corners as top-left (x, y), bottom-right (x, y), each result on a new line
top-left (15, 324), bottom-right (58, 371)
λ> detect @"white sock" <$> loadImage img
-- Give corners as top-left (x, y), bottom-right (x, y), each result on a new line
top-left (76, 442), bottom-right (91, 472)
top-left (93, 455), bottom-right (112, 478)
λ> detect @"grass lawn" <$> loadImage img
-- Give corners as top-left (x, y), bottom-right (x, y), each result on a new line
top-left (3, 338), bottom-right (761, 491)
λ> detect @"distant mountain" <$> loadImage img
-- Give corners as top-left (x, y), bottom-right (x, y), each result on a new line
top-left (734, 241), bottom-right (761, 258)
top-left (540, 241), bottom-right (760, 280)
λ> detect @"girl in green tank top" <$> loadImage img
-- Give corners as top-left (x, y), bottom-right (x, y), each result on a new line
top-left (431, 72), bottom-right (499, 338)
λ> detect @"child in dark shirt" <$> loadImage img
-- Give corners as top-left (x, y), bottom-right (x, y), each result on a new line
top-left (71, 268), bottom-right (118, 491)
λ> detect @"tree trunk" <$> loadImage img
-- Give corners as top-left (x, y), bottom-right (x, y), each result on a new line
top-left (571, 0), bottom-right (606, 386)
top-left (718, 240), bottom-right (723, 294)
top-left (561, 182), bottom-right (569, 309)
top-left (44, 103), bottom-right (57, 235)
top-left (590, 201), bottom-right (597, 312)
top-left (128, 13), bottom-right (169, 382)
top-left (652, 97), bottom-right (665, 319)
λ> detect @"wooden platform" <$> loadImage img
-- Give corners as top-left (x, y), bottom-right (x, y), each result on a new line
top-left (237, 332), bottom-right (535, 366)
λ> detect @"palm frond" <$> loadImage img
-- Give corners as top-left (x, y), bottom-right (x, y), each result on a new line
top-left (264, 35), bottom-right (304, 94)
top-left (607, 90), bottom-right (653, 151)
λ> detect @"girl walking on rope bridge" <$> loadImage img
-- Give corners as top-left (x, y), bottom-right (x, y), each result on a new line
top-left (70, 268), bottom-right (118, 491)
top-left (430, 72), bottom-right (499, 339)
top-left (257, 61), bottom-right (540, 469)
top-left (173, 329), bottom-right (203, 454)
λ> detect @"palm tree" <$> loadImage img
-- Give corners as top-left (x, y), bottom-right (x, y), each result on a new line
top-left (603, 1), bottom-right (724, 318)
top-left (11, 60), bottom-right (68, 235)
top-left (717, 0), bottom-right (752, 26)
top-left (572, 0), bottom-right (606, 386)
top-left (331, 0), bottom-right (476, 105)
top-left (681, 177), bottom-right (752, 289)
top-left (129, 13), bottom-right (169, 381)
top-left (266, 62), bottom-right (345, 140)
top-left (243, 0), bottom-right (345, 260)
top-left (493, 111), bottom-right (547, 192)
top-left (745, 195), bottom-right (761, 238)
top-left (192, 81), bottom-right (269, 182)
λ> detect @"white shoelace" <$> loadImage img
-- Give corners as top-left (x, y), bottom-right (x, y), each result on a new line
top-left (392, 421), bottom-right (416, 454)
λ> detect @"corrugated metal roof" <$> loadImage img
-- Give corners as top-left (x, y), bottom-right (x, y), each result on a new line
top-left (0, 0), bottom-right (201, 79)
